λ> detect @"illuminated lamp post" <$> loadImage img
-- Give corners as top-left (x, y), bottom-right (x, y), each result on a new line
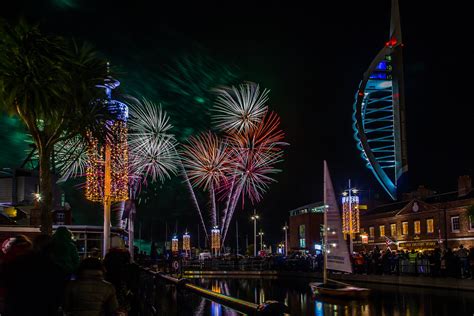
top-left (211, 226), bottom-right (221, 257)
top-left (250, 210), bottom-right (259, 257)
top-left (86, 69), bottom-right (129, 257)
top-left (283, 222), bottom-right (289, 256)
top-left (183, 231), bottom-right (191, 257)
top-left (258, 230), bottom-right (264, 253)
top-left (342, 179), bottom-right (360, 254)
top-left (172, 235), bottom-right (179, 253)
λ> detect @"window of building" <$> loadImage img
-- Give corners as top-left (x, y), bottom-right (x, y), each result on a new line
top-left (414, 220), bottom-right (421, 234)
top-left (299, 225), bottom-right (306, 248)
top-left (369, 226), bottom-right (374, 238)
top-left (379, 225), bottom-right (385, 237)
top-left (56, 212), bottom-right (65, 225)
top-left (451, 216), bottom-right (460, 232)
top-left (402, 222), bottom-right (408, 235)
top-left (299, 238), bottom-right (305, 248)
top-left (390, 223), bottom-right (397, 237)
top-left (427, 219), bottom-right (434, 233)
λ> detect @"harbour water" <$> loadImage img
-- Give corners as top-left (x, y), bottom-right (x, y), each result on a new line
top-left (152, 276), bottom-right (474, 315)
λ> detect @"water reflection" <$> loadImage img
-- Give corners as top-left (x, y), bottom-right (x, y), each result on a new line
top-left (182, 277), bottom-right (474, 315)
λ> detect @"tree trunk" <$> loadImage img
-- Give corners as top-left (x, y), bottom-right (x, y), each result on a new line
top-left (39, 147), bottom-right (53, 235)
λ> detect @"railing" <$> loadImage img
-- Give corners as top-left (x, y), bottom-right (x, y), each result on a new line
top-left (180, 257), bottom-right (320, 272)
top-left (137, 266), bottom-right (289, 315)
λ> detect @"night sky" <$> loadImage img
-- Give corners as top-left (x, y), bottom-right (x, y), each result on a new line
top-left (1, 1), bottom-right (472, 247)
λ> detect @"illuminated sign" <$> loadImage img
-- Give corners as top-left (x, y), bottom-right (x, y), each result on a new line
top-left (360, 234), bottom-right (369, 244)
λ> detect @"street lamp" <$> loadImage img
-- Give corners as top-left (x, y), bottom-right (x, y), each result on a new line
top-left (282, 222), bottom-right (289, 256)
top-left (250, 210), bottom-right (259, 257)
top-left (258, 230), bottom-right (264, 252)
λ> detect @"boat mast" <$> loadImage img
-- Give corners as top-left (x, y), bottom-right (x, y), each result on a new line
top-left (323, 161), bottom-right (328, 284)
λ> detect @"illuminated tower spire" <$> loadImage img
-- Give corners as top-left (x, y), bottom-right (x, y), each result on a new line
top-left (352, 0), bottom-right (408, 200)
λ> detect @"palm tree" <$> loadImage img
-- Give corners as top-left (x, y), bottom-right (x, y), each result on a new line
top-left (0, 19), bottom-right (109, 234)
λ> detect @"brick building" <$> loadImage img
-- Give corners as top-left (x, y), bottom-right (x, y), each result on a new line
top-left (289, 202), bottom-right (325, 253)
top-left (355, 176), bottom-right (474, 252)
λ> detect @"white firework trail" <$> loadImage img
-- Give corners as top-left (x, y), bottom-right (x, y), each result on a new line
top-left (127, 98), bottom-right (179, 184)
top-left (30, 135), bottom-right (89, 183)
top-left (212, 82), bottom-right (269, 134)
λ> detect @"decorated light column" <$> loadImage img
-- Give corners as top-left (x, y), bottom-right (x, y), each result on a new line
top-left (183, 231), bottom-right (191, 257)
top-left (86, 70), bottom-right (129, 257)
top-left (172, 235), bottom-right (179, 254)
top-left (211, 226), bottom-right (221, 257)
top-left (342, 179), bottom-right (360, 254)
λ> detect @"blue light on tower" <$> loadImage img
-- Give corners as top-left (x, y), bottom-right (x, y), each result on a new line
top-left (352, 0), bottom-right (407, 200)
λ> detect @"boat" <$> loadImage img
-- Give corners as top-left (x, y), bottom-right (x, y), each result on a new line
top-left (310, 281), bottom-right (370, 299)
top-left (309, 161), bottom-right (370, 299)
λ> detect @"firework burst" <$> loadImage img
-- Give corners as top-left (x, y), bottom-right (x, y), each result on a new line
top-left (55, 136), bottom-right (89, 181)
top-left (28, 135), bottom-right (89, 182)
top-left (212, 82), bottom-right (269, 134)
top-left (221, 111), bottom-right (287, 241)
top-left (226, 111), bottom-right (286, 203)
top-left (180, 132), bottom-right (233, 191)
top-left (127, 98), bottom-right (179, 185)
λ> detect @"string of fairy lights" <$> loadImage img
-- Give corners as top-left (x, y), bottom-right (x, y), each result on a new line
top-left (85, 132), bottom-right (103, 202)
top-left (85, 121), bottom-right (129, 203)
top-left (110, 121), bottom-right (129, 201)
top-left (211, 226), bottom-right (221, 255)
top-left (342, 192), bottom-right (360, 234)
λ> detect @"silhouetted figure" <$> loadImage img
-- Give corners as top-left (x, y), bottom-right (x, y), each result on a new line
top-left (150, 242), bottom-right (158, 263)
top-left (456, 244), bottom-right (469, 278)
top-left (51, 226), bottom-right (80, 279)
top-left (64, 257), bottom-right (120, 316)
top-left (468, 247), bottom-right (474, 279)
top-left (104, 247), bottom-right (134, 313)
top-left (431, 247), bottom-right (441, 276)
top-left (1, 235), bottom-right (33, 316)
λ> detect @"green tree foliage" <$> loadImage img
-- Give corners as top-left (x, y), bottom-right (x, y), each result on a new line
top-left (0, 19), bottom-right (108, 234)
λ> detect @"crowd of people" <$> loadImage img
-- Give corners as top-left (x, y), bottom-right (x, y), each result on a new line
top-left (0, 227), bottom-right (139, 316)
top-left (177, 245), bottom-right (474, 279)
top-left (351, 245), bottom-right (474, 278)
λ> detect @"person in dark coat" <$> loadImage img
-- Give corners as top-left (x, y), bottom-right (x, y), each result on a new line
top-left (51, 226), bottom-right (80, 278)
top-left (64, 257), bottom-right (120, 316)
top-left (2, 234), bottom-right (65, 316)
top-left (1, 235), bottom-right (33, 316)
top-left (104, 247), bottom-right (136, 313)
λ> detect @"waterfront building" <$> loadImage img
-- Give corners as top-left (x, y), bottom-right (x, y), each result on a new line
top-left (356, 176), bottom-right (474, 252)
top-left (288, 202), bottom-right (325, 253)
